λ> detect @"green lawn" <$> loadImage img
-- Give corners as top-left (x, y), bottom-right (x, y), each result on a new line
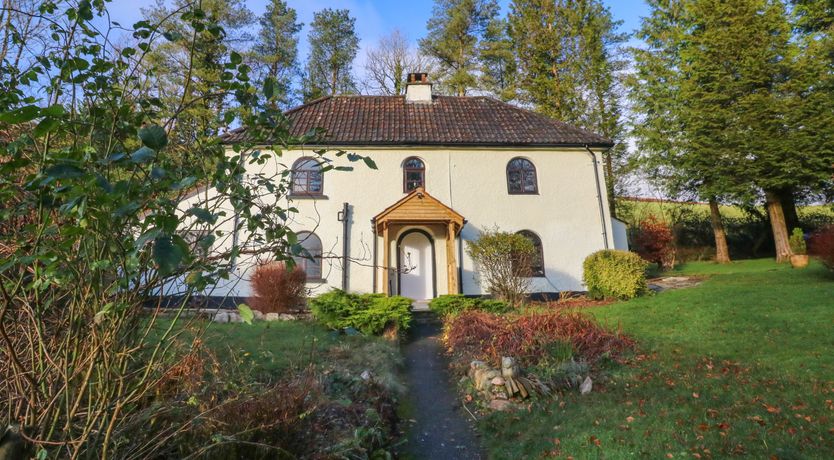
top-left (481, 259), bottom-right (834, 459)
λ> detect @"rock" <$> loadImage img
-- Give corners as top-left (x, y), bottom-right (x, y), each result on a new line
top-left (580, 376), bottom-right (593, 395)
top-left (252, 310), bottom-right (265, 320)
top-left (470, 360), bottom-right (488, 370)
top-left (491, 376), bottom-right (506, 386)
top-left (212, 311), bottom-right (229, 323)
top-left (264, 312), bottom-right (299, 321)
top-left (360, 370), bottom-right (372, 381)
top-left (501, 356), bottom-right (519, 379)
top-left (489, 399), bottom-right (514, 412)
top-left (476, 369), bottom-right (500, 391)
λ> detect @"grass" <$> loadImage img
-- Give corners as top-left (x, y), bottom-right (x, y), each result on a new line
top-left (480, 259), bottom-right (834, 459)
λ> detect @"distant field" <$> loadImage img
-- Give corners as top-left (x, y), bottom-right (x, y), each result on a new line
top-left (616, 197), bottom-right (834, 224)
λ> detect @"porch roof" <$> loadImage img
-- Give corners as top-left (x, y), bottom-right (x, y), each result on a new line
top-left (372, 187), bottom-right (464, 233)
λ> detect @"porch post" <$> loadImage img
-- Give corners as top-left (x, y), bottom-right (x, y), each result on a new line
top-left (382, 223), bottom-right (390, 295)
top-left (446, 221), bottom-right (458, 295)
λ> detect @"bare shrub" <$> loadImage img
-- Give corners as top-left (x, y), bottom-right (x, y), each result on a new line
top-left (248, 262), bottom-right (307, 313)
top-left (466, 229), bottom-right (535, 306)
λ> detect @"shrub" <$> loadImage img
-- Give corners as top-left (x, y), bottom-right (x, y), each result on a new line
top-left (248, 262), bottom-right (307, 313)
top-left (349, 296), bottom-right (413, 335)
top-left (630, 215), bottom-right (676, 269)
top-left (428, 294), bottom-right (512, 316)
top-left (789, 228), bottom-right (807, 255)
top-left (310, 290), bottom-right (412, 335)
top-left (583, 250), bottom-right (649, 300)
top-left (466, 229), bottom-right (536, 306)
top-left (809, 225), bottom-right (834, 270)
top-left (443, 310), bottom-right (634, 366)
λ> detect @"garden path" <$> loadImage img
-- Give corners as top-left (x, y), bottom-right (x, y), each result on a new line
top-left (398, 312), bottom-right (484, 460)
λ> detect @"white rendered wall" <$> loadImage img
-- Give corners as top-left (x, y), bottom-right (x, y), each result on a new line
top-left (174, 146), bottom-right (615, 298)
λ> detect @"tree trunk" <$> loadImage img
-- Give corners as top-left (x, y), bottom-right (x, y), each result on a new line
top-left (777, 187), bottom-right (799, 233)
top-left (708, 198), bottom-right (731, 263)
top-left (603, 151), bottom-right (616, 218)
top-left (765, 189), bottom-right (793, 263)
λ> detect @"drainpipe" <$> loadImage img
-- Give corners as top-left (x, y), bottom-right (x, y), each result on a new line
top-left (584, 145), bottom-right (610, 250)
top-left (371, 218), bottom-right (378, 293)
top-left (457, 230), bottom-right (464, 294)
top-left (337, 202), bottom-right (350, 291)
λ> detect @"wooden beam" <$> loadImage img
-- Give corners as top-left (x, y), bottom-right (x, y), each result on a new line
top-left (446, 221), bottom-right (458, 295)
top-left (382, 223), bottom-right (390, 295)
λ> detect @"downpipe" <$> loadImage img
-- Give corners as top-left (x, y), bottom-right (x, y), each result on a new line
top-left (584, 145), bottom-right (610, 250)
top-left (338, 202), bottom-right (350, 291)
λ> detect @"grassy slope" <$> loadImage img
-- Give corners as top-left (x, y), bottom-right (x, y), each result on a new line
top-left (481, 260), bottom-right (834, 459)
top-left (617, 198), bottom-right (834, 223)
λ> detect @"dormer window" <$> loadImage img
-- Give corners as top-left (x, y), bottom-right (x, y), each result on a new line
top-left (403, 157), bottom-right (425, 192)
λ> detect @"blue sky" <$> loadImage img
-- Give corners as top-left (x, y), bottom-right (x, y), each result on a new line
top-left (109, 0), bottom-right (651, 62)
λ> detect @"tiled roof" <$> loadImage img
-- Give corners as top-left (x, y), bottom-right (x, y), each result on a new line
top-left (220, 95), bottom-right (613, 147)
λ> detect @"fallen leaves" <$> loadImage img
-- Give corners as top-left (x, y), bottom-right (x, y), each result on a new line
top-left (763, 403), bottom-right (782, 414)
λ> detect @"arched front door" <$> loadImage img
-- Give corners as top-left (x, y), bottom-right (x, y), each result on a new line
top-left (397, 230), bottom-right (436, 300)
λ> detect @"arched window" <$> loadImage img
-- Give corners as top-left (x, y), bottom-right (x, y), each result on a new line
top-left (403, 157), bottom-right (425, 192)
top-left (291, 157), bottom-right (323, 195)
top-left (506, 158), bottom-right (538, 194)
top-left (517, 230), bottom-right (545, 277)
top-left (294, 231), bottom-right (322, 279)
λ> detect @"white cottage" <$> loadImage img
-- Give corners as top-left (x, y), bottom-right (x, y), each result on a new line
top-left (180, 73), bottom-right (625, 302)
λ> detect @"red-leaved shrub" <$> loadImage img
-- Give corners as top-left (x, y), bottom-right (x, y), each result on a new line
top-left (443, 310), bottom-right (634, 366)
top-left (630, 215), bottom-right (676, 269)
top-left (248, 262), bottom-right (307, 313)
top-left (809, 225), bottom-right (834, 270)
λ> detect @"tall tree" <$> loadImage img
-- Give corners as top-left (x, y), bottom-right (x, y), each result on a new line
top-left (420, 0), bottom-right (499, 96)
top-left (509, 0), bottom-right (627, 215)
top-left (628, 0), bottom-right (735, 262)
top-left (630, 0), bottom-right (834, 263)
top-left (362, 30), bottom-right (436, 95)
top-left (251, 0), bottom-right (302, 108)
top-left (143, 0), bottom-right (255, 144)
top-left (302, 8), bottom-right (359, 101)
top-left (479, 16), bottom-right (517, 101)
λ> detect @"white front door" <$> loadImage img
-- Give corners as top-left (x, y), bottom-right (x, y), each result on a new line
top-left (398, 231), bottom-right (433, 300)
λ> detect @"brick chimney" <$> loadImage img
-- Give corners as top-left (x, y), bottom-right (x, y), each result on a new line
top-left (405, 72), bottom-right (433, 103)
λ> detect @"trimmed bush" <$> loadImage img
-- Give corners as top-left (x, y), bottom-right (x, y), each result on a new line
top-left (630, 215), bottom-right (676, 269)
top-left (583, 250), bottom-right (649, 300)
top-left (809, 225), bottom-right (834, 270)
top-left (248, 262), bottom-right (307, 313)
top-left (428, 294), bottom-right (512, 316)
top-left (789, 228), bottom-right (807, 255)
top-left (310, 290), bottom-right (412, 335)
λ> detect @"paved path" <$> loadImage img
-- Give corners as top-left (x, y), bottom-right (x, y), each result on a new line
top-left (398, 312), bottom-right (484, 460)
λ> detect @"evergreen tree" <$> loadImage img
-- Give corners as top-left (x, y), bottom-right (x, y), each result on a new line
top-left (509, 0), bottom-right (627, 215)
top-left (303, 9), bottom-right (360, 101)
top-left (479, 16), bottom-right (517, 101)
top-left (252, 0), bottom-right (302, 108)
top-left (142, 0), bottom-right (254, 143)
top-left (630, 0), bottom-right (834, 263)
top-left (628, 0), bottom-right (735, 262)
top-left (420, 0), bottom-right (499, 96)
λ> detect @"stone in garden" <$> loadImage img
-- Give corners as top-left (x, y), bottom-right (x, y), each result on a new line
top-left (491, 376), bottom-right (506, 386)
top-left (252, 310), bottom-right (265, 320)
top-left (470, 360), bottom-right (487, 370)
top-left (489, 399), bottom-right (514, 411)
top-left (476, 369), bottom-right (500, 390)
top-left (580, 376), bottom-right (593, 395)
top-left (501, 356), bottom-right (519, 378)
top-left (213, 311), bottom-right (228, 323)
top-left (361, 370), bottom-right (372, 381)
